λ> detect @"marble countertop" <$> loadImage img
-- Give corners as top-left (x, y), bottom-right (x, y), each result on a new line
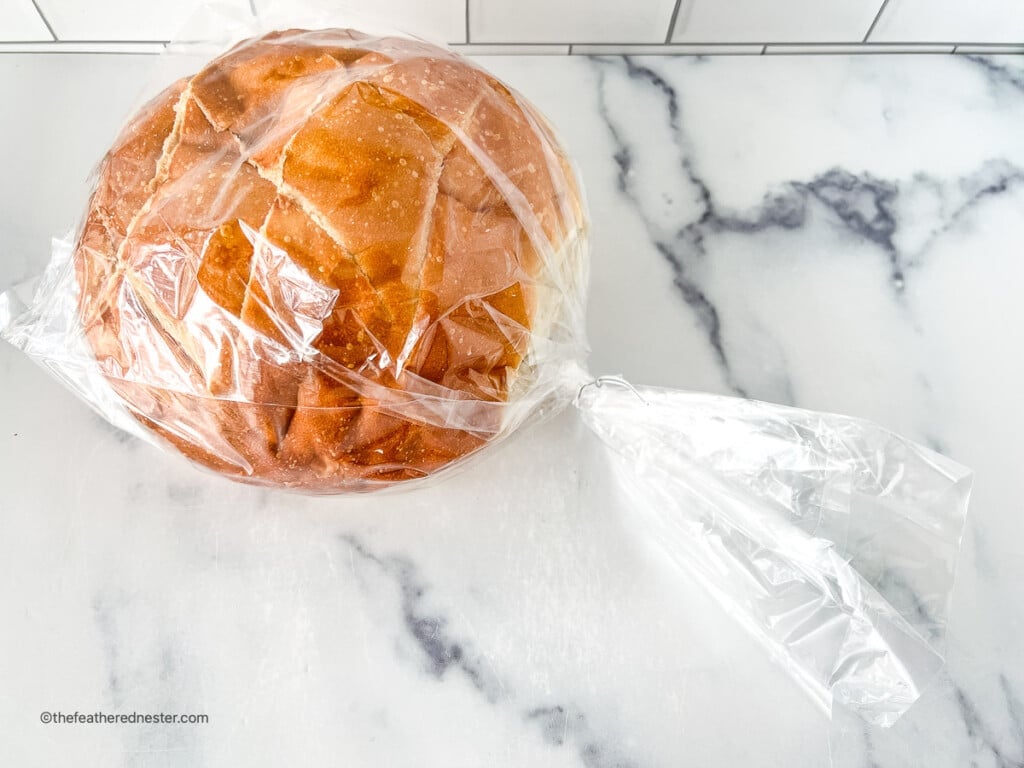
top-left (2, 51), bottom-right (1023, 767)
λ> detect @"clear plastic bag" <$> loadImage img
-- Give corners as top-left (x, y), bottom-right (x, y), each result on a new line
top-left (0, 24), bottom-right (587, 491)
top-left (579, 380), bottom-right (970, 726)
top-left (0, 3), bottom-right (971, 727)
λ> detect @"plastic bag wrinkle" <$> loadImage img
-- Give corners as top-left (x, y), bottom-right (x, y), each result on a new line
top-left (0, 12), bottom-right (969, 727)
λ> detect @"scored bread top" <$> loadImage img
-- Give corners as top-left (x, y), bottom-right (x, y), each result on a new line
top-left (73, 29), bottom-right (585, 491)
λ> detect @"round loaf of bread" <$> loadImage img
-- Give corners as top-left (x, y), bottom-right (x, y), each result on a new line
top-left (73, 29), bottom-right (586, 491)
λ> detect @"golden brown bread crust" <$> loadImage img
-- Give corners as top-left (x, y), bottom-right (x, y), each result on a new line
top-left (74, 29), bottom-right (584, 491)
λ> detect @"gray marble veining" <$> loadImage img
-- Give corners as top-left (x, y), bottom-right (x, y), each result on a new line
top-left (1, 51), bottom-right (1023, 766)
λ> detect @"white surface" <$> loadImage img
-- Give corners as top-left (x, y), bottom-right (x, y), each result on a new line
top-left (956, 45), bottom-right (1024, 53)
top-left (30, 0), bottom-right (467, 44)
top-left (254, 0), bottom-right (469, 44)
top-left (0, 0), bottom-right (51, 41)
top-left (452, 44), bottom-right (570, 55)
top-left (0, 41), bottom-right (164, 52)
top-left (3, 50), bottom-right (1024, 767)
top-left (573, 43), bottom-right (764, 54)
top-left (371, 0), bottom-right (467, 44)
top-left (468, 0), bottom-right (678, 43)
top-left (5, 0), bottom-right (1024, 46)
top-left (870, 0), bottom-right (1024, 43)
top-left (765, 43), bottom-right (954, 53)
top-left (34, 0), bottom-right (210, 39)
top-left (671, 0), bottom-right (883, 42)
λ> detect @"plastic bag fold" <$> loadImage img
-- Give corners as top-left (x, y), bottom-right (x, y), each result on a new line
top-left (0, 7), bottom-right (972, 728)
top-left (577, 379), bottom-right (971, 726)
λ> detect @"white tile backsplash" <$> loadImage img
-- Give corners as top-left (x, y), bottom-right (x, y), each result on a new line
top-left (452, 44), bottom-right (570, 55)
top-left (30, 0), bottom-right (467, 45)
top-left (3, 0), bottom-right (1022, 50)
top-left (0, 40), bottom-right (164, 52)
top-left (35, 0), bottom-right (204, 39)
top-left (355, 0), bottom-right (467, 44)
top-left (0, 0), bottom-right (53, 41)
top-left (274, 0), bottom-right (468, 45)
top-left (955, 45), bottom-right (1024, 53)
top-left (765, 43), bottom-right (955, 53)
top-left (469, 0), bottom-right (678, 43)
top-left (869, 0), bottom-right (1024, 43)
top-left (672, 0), bottom-right (883, 42)
top-left (572, 43), bottom-right (764, 54)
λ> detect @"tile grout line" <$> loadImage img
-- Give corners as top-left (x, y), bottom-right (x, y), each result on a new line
top-left (863, 0), bottom-right (892, 42)
top-left (430, 39), bottom-right (1024, 46)
top-left (28, 0), bottom-right (57, 41)
top-left (0, 47), bottom-right (1013, 56)
top-left (0, 50), bottom-right (160, 55)
top-left (664, 0), bottom-right (684, 44)
top-left (765, 47), bottom-right (954, 55)
top-left (1, 39), bottom-right (1022, 54)
top-left (0, 39), bottom-right (172, 45)
top-left (464, 0), bottom-right (470, 44)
